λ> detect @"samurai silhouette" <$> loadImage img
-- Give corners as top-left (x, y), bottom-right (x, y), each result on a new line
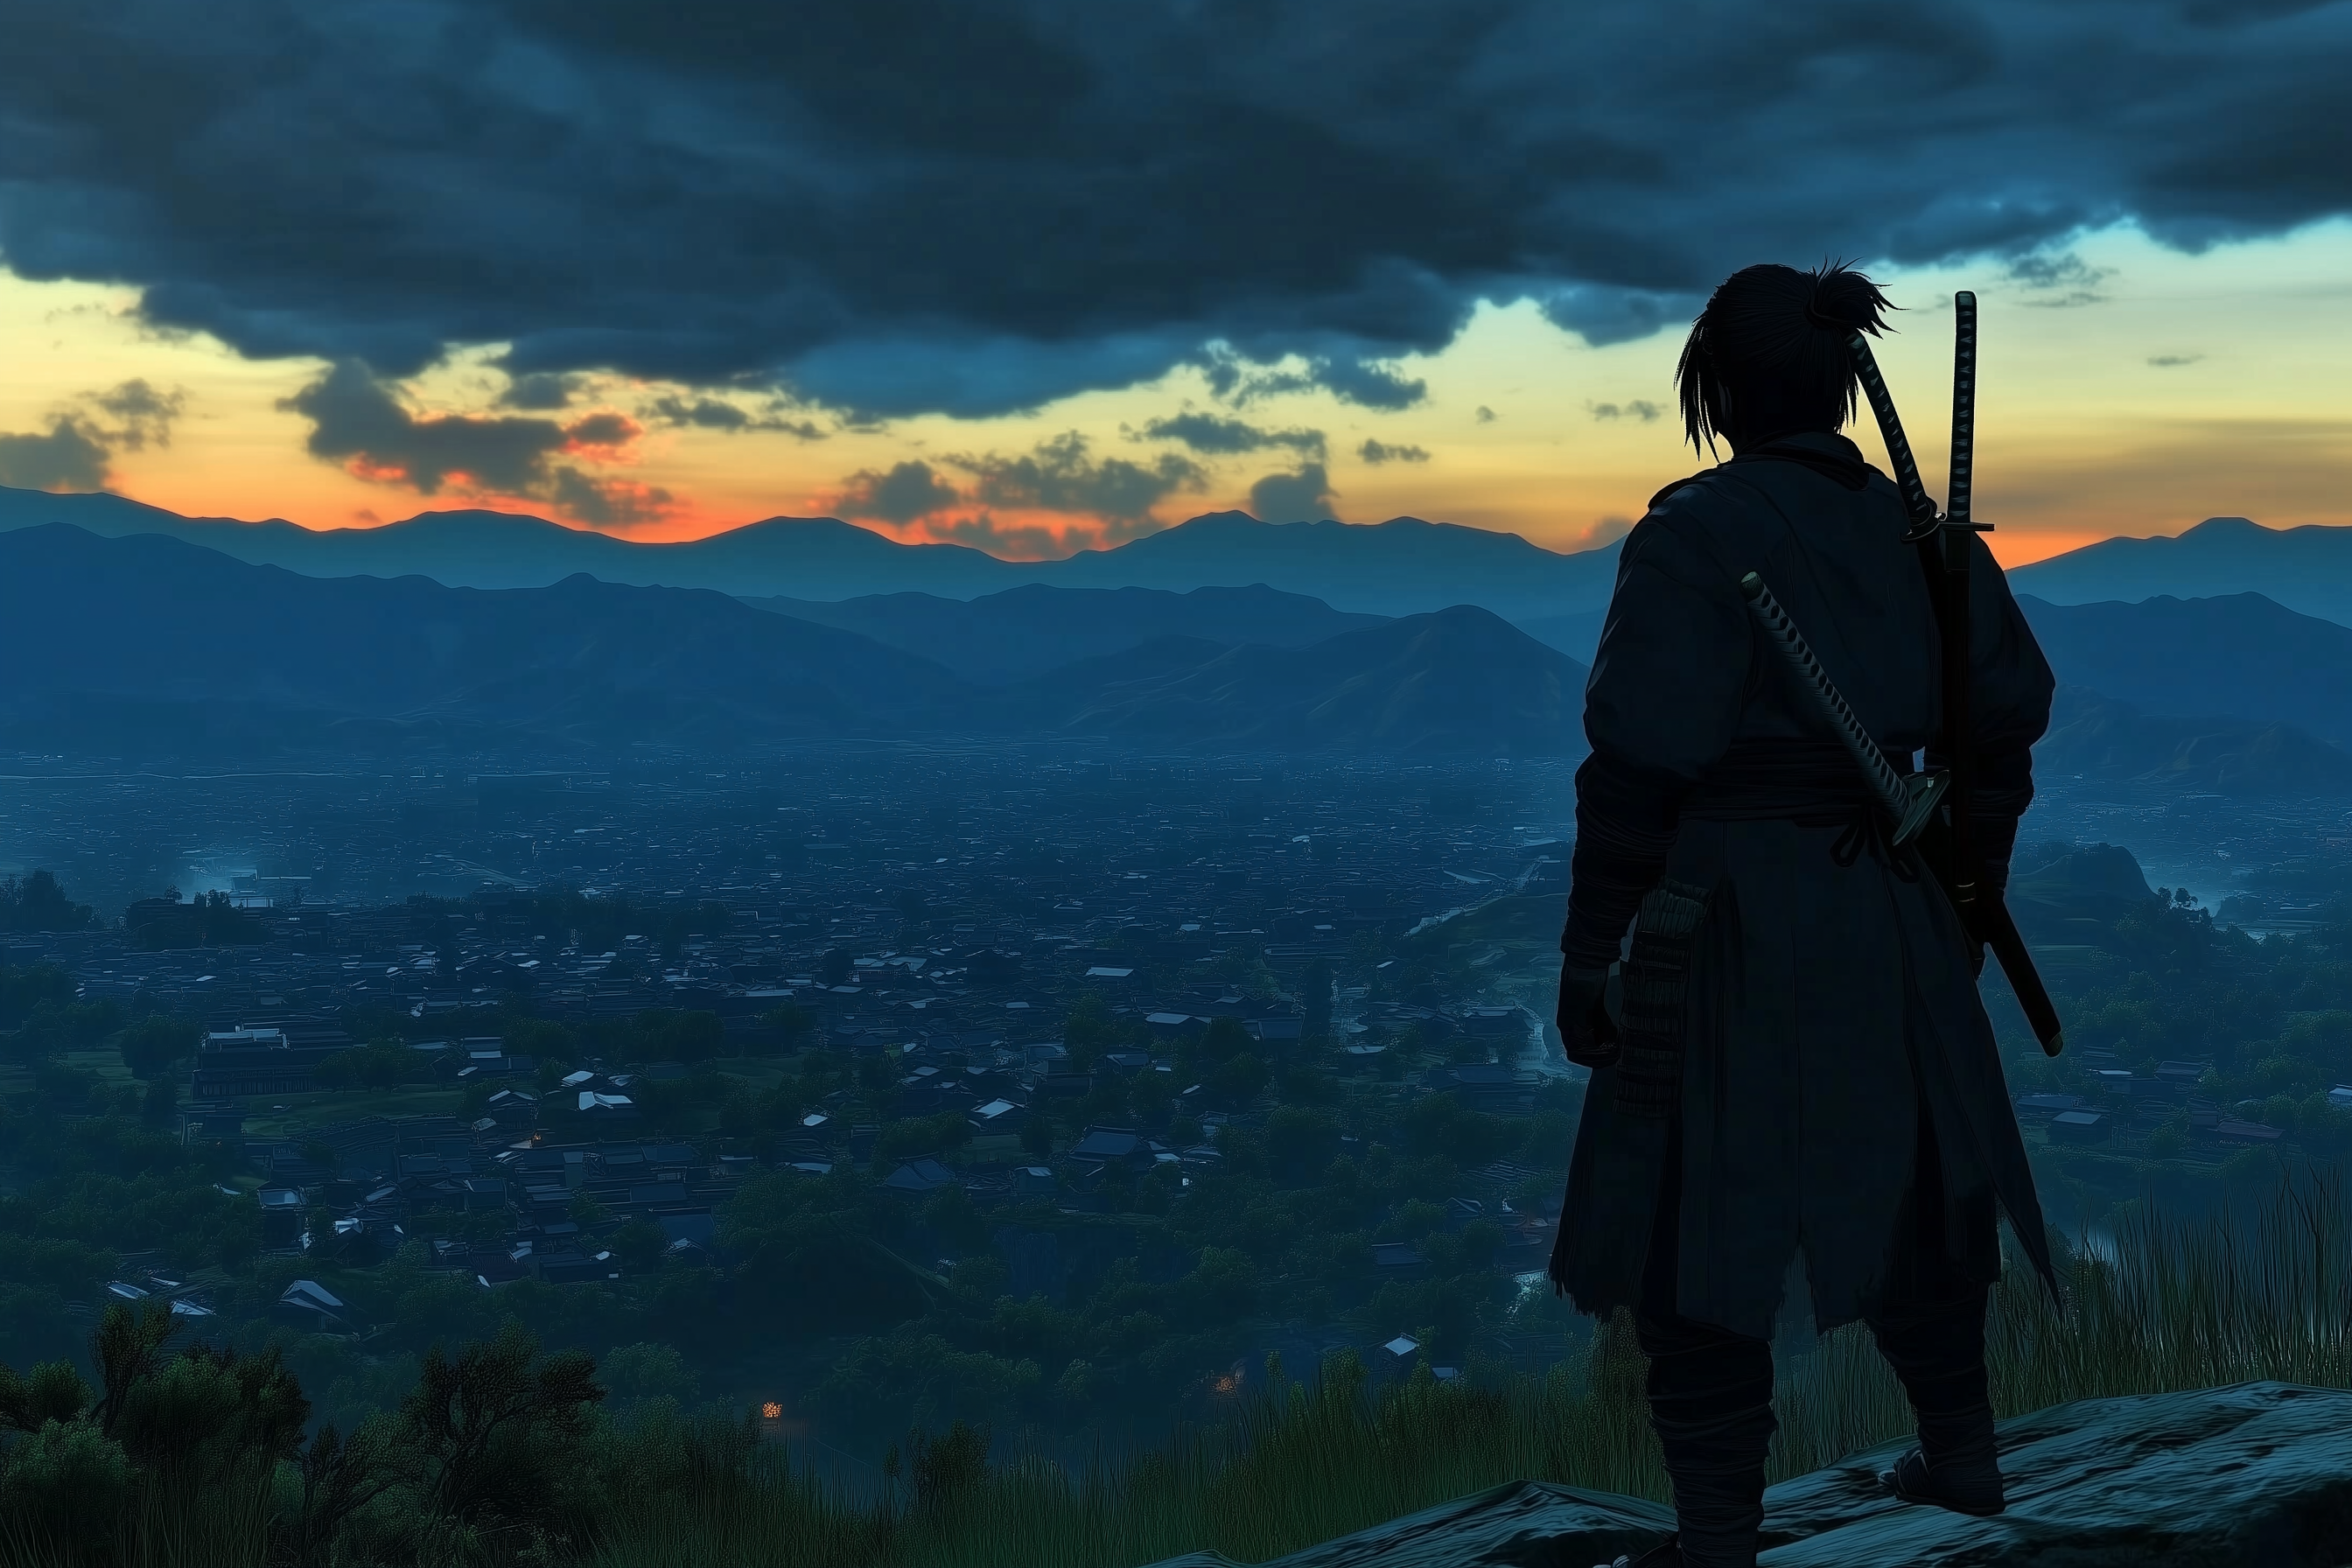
top-left (1550, 262), bottom-right (2062, 1568)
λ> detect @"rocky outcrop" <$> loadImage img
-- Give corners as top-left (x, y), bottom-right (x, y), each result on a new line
top-left (1144, 1382), bottom-right (2352, 1566)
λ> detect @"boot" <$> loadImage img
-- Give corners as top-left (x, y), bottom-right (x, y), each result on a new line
top-left (1595, 1536), bottom-right (1682, 1568)
top-left (1870, 1285), bottom-right (2004, 1518)
top-left (1883, 1443), bottom-right (2006, 1517)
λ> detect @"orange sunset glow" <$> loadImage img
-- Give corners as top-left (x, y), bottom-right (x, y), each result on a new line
top-left (7, 223), bottom-right (2350, 569)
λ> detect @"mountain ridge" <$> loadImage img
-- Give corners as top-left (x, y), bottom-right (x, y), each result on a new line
top-left (0, 486), bottom-right (1619, 620)
top-left (747, 583), bottom-right (1390, 684)
top-left (2012, 515), bottom-right (2352, 626)
top-left (0, 524), bottom-right (1586, 758)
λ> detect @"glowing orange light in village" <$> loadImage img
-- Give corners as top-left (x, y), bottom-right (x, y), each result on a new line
top-left (761, 1402), bottom-right (783, 1419)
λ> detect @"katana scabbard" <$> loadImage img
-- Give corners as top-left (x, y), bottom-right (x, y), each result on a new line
top-left (1979, 892), bottom-right (2066, 1055)
top-left (1847, 331), bottom-right (1941, 542)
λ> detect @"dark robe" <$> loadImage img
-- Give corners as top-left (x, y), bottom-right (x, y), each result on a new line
top-left (1548, 430), bottom-right (2059, 1341)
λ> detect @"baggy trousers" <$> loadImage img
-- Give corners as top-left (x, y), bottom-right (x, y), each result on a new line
top-left (1635, 1098), bottom-right (1998, 1568)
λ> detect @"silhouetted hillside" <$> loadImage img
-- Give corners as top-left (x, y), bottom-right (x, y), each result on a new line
top-left (2007, 842), bottom-right (2160, 942)
top-left (1015, 606), bottom-right (1589, 755)
top-left (2020, 592), bottom-right (2352, 748)
top-left (747, 583), bottom-right (1386, 683)
top-left (2012, 516), bottom-right (2352, 626)
top-left (1038, 512), bottom-right (1620, 620)
top-left (0, 525), bottom-right (962, 751)
top-left (2035, 685), bottom-right (2352, 796)
top-left (1513, 608), bottom-right (1609, 663)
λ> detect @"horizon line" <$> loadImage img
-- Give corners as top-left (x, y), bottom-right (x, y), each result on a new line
top-left (0, 480), bottom-right (2311, 570)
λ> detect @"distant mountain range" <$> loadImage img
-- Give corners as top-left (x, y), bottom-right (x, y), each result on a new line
top-left (2034, 686), bottom-right (2352, 796)
top-left (2012, 516), bottom-right (2352, 626)
top-left (0, 486), bottom-right (1620, 622)
top-left (0, 525), bottom-right (1586, 757)
top-left (1030, 608), bottom-right (1585, 755)
top-left (13, 493), bottom-right (2352, 787)
top-left (0, 524), bottom-right (965, 752)
top-left (2019, 592), bottom-right (2352, 751)
top-left (747, 584), bottom-right (1385, 684)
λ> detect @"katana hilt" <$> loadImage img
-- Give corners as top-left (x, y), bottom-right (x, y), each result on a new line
top-left (1948, 291), bottom-right (1978, 532)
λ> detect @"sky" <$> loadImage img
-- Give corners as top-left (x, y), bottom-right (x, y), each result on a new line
top-left (3, 0), bottom-right (2349, 569)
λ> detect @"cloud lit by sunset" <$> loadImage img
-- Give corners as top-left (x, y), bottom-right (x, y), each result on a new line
top-left (2, 4), bottom-right (2349, 568)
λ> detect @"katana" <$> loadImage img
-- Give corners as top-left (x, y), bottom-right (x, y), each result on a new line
top-left (1738, 571), bottom-right (1949, 848)
top-left (1740, 570), bottom-right (2066, 1056)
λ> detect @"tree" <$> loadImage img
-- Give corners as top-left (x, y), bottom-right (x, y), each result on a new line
top-left (350, 1038), bottom-right (418, 1091)
top-left (1019, 1111), bottom-right (1056, 1158)
top-left (0, 963), bottom-right (75, 1030)
top-left (393, 1326), bottom-right (604, 1541)
top-left (1301, 958), bottom-right (1334, 1039)
top-left (1209, 1052), bottom-right (1270, 1107)
top-left (118, 1015), bottom-right (199, 1082)
top-left (610, 1219), bottom-right (668, 1275)
top-left (1063, 992), bottom-right (1121, 1068)
top-left (922, 1186), bottom-right (990, 1256)
top-left (761, 1000), bottom-right (816, 1053)
top-left (1196, 1016), bottom-right (1251, 1065)
top-left (0, 870), bottom-right (92, 933)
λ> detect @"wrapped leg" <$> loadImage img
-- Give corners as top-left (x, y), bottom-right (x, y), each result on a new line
top-left (1636, 1313), bottom-right (1775, 1568)
top-left (1872, 1285), bottom-right (2003, 1516)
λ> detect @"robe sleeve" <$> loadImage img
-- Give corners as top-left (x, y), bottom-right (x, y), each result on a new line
top-left (1561, 504), bottom-right (1753, 966)
top-left (1942, 534), bottom-right (2054, 895)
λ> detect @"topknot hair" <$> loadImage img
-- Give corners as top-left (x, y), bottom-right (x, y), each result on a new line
top-left (1675, 261), bottom-right (1895, 455)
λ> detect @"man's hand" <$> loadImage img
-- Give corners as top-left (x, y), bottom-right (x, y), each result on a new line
top-left (1556, 961), bottom-right (1619, 1068)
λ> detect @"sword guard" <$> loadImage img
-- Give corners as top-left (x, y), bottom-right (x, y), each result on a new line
top-left (1893, 770), bottom-right (1950, 849)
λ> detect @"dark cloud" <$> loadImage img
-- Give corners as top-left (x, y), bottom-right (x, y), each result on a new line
top-left (932, 512), bottom-right (1068, 560)
top-left (2008, 251), bottom-right (2113, 308)
top-left (284, 361), bottom-right (569, 494)
top-left (643, 394), bottom-right (828, 439)
top-left (1196, 344), bottom-right (1428, 411)
top-left (549, 467), bottom-right (673, 527)
top-left (951, 431), bottom-right (1206, 529)
top-left (561, 411), bottom-right (640, 450)
top-left (1249, 463), bottom-right (1337, 524)
top-left (1139, 413), bottom-right (1326, 459)
top-left (0, 418), bottom-right (110, 491)
top-left (3, 3), bottom-right (2350, 418)
top-left (1475, 406), bottom-right (1497, 424)
top-left (836, 459), bottom-right (962, 526)
top-left (279, 360), bottom-right (660, 522)
top-left (500, 372), bottom-right (581, 410)
top-left (1357, 438), bottom-right (1429, 464)
top-left (2148, 354), bottom-right (2204, 368)
top-left (86, 379), bottom-right (185, 448)
top-left (1589, 400), bottom-right (1662, 423)
top-left (0, 377), bottom-right (187, 491)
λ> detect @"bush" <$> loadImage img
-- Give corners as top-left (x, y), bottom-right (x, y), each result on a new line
top-left (0, 1417), bottom-right (130, 1563)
